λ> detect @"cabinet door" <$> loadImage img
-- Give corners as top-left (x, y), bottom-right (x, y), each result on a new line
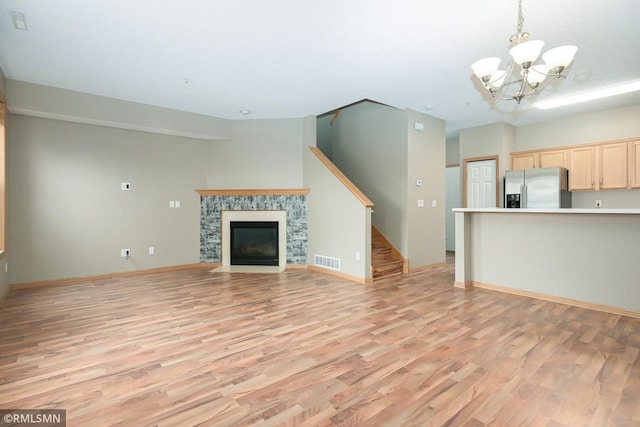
top-left (599, 142), bottom-right (628, 189)
top-left (569, 146), bottom-right (596, 190)
top-left (511, 153), bottom-right (538, 170)
top-left (630, 140), bottom-right (640, 188)
top-left (539, 149), bottom-right (568, 169)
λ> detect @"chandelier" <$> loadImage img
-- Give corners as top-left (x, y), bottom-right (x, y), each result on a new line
top-left (471, 0), bottom-right (577, 104)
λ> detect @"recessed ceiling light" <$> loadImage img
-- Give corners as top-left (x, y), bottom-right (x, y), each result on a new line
top-left (239, 110), bottom-right (251, 115)
top-left (11, 11), bottom-right (28, 31)
top-left (536, 81), bottom-right (640, 110)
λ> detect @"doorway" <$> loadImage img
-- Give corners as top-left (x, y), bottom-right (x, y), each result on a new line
top-left (463, 156), bottom-right (499, 208)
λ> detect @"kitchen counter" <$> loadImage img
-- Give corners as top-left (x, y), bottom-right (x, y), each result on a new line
top-left (453, 208), bottom-right (640, 317)
top-left (453, 208), bottom-right (640, 215)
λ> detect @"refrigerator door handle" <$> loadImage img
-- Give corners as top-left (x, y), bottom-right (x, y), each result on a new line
top-left (522, 184), bottom-right (526, 208)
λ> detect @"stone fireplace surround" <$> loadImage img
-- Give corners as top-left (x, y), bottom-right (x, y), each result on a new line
top-left (197, 189), bottom-right (308, 269)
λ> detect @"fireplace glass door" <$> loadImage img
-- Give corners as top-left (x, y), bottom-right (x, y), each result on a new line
top-left (229, 221), bottom-right (279, 266)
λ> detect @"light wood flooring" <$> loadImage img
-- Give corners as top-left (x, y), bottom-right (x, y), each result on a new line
top-left (1, 255), bottom-right (639, 426)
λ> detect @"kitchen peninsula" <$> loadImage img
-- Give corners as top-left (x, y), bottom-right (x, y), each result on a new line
top-left (453, 208), bottom-right (640, 317)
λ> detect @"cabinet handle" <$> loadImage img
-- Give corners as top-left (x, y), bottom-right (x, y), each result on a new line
top-left (591, 181), bottom-right (595, 187)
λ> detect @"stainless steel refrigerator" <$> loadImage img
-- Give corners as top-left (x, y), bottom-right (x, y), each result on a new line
top-left (504, 167), bottom-right (572, 208)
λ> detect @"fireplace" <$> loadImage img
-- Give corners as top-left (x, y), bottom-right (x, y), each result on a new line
top-left (230, 221), bottom-right (279, 266)
top-left (220, 210), bottom-right (287, 272)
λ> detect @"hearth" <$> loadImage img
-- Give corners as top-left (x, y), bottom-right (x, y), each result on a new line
top-left (230, 221), bottom-right (279, 266)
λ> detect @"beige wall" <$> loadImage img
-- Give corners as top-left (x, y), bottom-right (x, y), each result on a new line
top-left (8, 115), bottom-right (209, 284)
top-left (303, 147), bottom-right (371, 281)
top-left (446, 137), bottom-right (460, 166)
top-left (329, 102), bottom-right (408, 252)
top-left (0, 67), bottom-right (7, 299)
top-left (406, 109), bottom-right (446, 268)
top-left (0, 67), bottom-right (6, 98)
top-left (462, 211), bottom-right (640, 312)
top-left (7, 80), bottom-right (231, 141)
top-left (459, 122), bottom-right (515, 208)
top-left (206, 118), bottom-right (305, 189)
top-left (515, 104), bottom-right (640, 151)
top-left (323, 102), bottom-right (446, 268)
top-left (6, 81), bottom-right (309, 284)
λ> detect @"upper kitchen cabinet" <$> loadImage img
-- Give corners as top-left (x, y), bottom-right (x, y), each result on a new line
top-left (630, 140), bottom-right (640, 189)
top-left (599, 142), bottom-right (628, 190)
top-left (568, 146), bottom-right (597, 190)
top-left (511, 149), bottom-right (568, 170)
top-left (511, 152), bottom-right (537, 170)
top-left (512, 138), bottom-right (639, 191)
top-left (539, 149), bottom-right (568, 169)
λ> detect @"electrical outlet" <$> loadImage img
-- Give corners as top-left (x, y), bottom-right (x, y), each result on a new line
top-left (121, 182), bottom-right (131, 191)
top-left (149, 246), bottom-right (155, 255)
top-left (121, 248), bottom-right (131, 258)
top-left (595, 199), bottom-right (602, 208)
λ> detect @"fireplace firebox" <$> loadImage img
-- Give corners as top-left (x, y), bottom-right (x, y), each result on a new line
top-left (229, 221), bottom-right (279, 266)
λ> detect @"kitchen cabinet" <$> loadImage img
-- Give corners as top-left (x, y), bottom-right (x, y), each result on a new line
top-left (511, 138), bottom-right (639, 191)
top-left (568, 146), bottom-right (596, 190)
top-left (630, 140), bottom-right (640, 189)
top-left (599, 142), bottom-right (628, 190)
top-left (539, 149), bottom-right (568, 169)
top-left (511, 149), bottom-right (567, 170)
top-left (511, 152), bottom-right (537, 170)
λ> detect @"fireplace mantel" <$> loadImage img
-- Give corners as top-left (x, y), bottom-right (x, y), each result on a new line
top-left (196, 189), bottom-right (310, 196)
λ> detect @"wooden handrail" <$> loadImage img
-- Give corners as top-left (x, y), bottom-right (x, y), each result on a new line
top-left (309, 146), bottom-right (374, 208)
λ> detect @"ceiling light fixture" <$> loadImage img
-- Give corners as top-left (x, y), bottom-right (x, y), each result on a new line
top-left (536, 81), bottom-right (640, 110)
top-left (471, 0), bottom-right (577, 104)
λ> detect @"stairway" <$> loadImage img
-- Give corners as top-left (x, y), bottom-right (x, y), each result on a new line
top-left (371, 226), bottom-right (406, 279)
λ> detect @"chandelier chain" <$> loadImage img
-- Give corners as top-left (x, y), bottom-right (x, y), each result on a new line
top-left (516, 0), bottom-right (524, 33)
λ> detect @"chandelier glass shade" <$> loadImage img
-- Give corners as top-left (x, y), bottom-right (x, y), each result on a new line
top-left (471, 0), bottom-right (577, 104)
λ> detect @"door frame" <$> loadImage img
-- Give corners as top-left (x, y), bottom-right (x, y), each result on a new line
top-left (462, 155), bottom-right (500, 208)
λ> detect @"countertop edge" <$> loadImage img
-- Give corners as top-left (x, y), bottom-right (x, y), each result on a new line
top-left (452, 208), bottom-right (640, 215)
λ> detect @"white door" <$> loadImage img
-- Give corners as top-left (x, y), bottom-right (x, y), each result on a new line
top-left (467, 159), bottom-right (496, 208)
top-left (445, 167), bottom-right (461, 251)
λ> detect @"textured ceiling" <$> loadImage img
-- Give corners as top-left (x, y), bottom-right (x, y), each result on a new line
top-left (1, 0), bottom-right (639, 138)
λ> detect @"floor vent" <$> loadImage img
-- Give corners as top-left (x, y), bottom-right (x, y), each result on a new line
top-left (314, 254), bottom-right (341, 271)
